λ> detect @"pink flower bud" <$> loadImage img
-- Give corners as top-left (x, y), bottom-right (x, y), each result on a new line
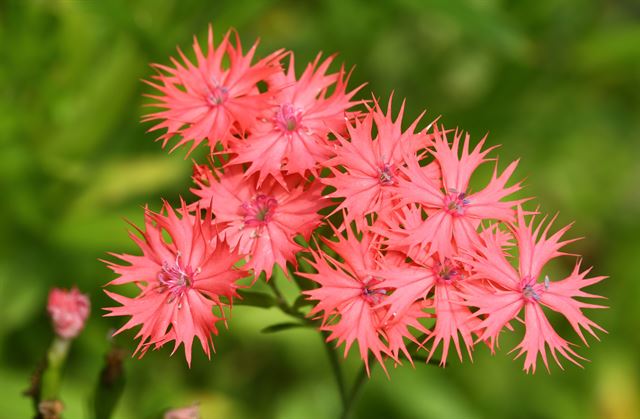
top-left (47, 287), bottom-right (90, 339)
top-left (164, 404), bottom-right (199, 419)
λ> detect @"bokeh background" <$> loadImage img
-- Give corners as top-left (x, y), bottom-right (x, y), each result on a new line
top-left (1, 0), bottom-right (639, 418)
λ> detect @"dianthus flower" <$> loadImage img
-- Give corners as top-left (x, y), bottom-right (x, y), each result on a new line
top-left (143, 26), bottom-right (284, 153)
top-left (191, 164), bottom-right (325, 277)
top-left (398, 126), bottom-right (523, 256)
top-left (322, 97), bottom-right (429, 226)
top-left (302, 227), bottom-right (429, 374)
top-left (103, 201), bottom-right (244, 365)
top-left (371, 203), bottom-right (491, 364)
top-left (463, 207), bottom-right (607, 372)
top-left (379, 257), bottom-right (481, 362)
top-left (230, 53), bottom-right (361, 186)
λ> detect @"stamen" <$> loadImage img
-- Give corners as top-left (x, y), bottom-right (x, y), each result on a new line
top-left (522, 284), bottom-right (541, 301)
top-left (206, 85), bottom-right (229, 106)
top-left (443, 189), bottom-right (470, 215)
top-left (521, 276), bottom-right (545, 302)
top-left (434, 258), bottom-right (463, 283)
top-left (156, 254), bottom-right (198, 303)
top-left (378, 163), bottom-right (396, 186)
top-left (241, 194), bottom-right (278, 227)
top-left (275, 103), bottom-right (303, 133)
top-left (361, 276), bottom-right (388, 305)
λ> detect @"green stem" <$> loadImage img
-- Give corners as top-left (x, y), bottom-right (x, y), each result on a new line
top-left (320, 332), bottom-right (347, 408)
top-left (267, 278), bottom-right (287, 306)
top-left (267, 272), bottom-right (439, 418)
top-left (269, 271), bottom-right (350, 413)
top-left (268, 278), bottom-right (298, 318)
top-left (267, 276), bottom-right (316, 327)
top-left (40, 337), bottom-right (71, 401)
top-left (340, 359), bottom-right (372, 419)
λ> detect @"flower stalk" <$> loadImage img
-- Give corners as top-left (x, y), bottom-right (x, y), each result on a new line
top-left (321, 331), bottom-right (348, 407)
top-left (340, 361), bottom-right (371, 419)
top-left (39, 337), bottom-right (71, 418)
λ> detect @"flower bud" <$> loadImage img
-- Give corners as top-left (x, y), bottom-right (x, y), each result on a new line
top-left (47, 287), bottom-right (90, 339)
top-left (164, 404), bottom-right (200, 419)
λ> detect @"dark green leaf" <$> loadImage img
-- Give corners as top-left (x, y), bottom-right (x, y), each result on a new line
top-left (292, 295), bottom-right (313, 312)
top-left (260, 322), bottom-right (307, 334)
top-left (235, 290), bottom-right (277, 308)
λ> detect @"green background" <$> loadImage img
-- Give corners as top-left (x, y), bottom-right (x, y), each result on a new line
top-left (1, 0), bottom-right (638, 418)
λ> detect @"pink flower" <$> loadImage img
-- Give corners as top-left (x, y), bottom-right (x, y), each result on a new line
top-left (426, 258), bottom-right (483, 364)
top-left (371, 203), bottom-right (489, 364)
top-left (190, 165), bottom-right (325, 277)
top-left (302, 227), bottom-right (429, 373)
top-left (464, 207), bottom-right (607, 373)
top-left (143, 26), bottom-right (284, 153)
top-left (47, 287), bottom-right (90, 339)
top-left (397, 126), bottom-right (524, 256)
top-left (103, 201), bottom-right (244, 366)
top-left (369, 206), bottom-right (436, 322)
top-left (322, 97), bottom-right (429, 226)
top-left (302, 228), bottom-right (390, 373)
top-left (230, 53), bottom-right (362, 186)
top-left (375, 249), bottom-right (481, 365)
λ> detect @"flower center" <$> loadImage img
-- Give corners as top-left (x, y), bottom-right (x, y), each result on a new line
top-left (443, 188), bottom-right (470, 216)
top-left (274, 103), bottom-right (303, 133)
top-left (206, 85), bottom-right (229, 106)
top-left (241, 194), bottom-right (278, 227)
top-left (433, 258), bottom-right (463, 284)
top-left (157, 253), bottom-right (198, 303)
top-left (520, 276), bottom-right (548, 302)
top-left (378, 163), bottom-right (397, 186)
top-left (361, 276), bottom-right (388, 305)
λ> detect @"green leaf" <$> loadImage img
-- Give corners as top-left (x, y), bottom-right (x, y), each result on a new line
top-left (260, 322), bottom-right (307, 334)
top-left (293, 274), bottom-right (316, 292)
top-left (235, 290), bottom-right (277, 308)
top-left (292, 295), bottom-right (313, 312)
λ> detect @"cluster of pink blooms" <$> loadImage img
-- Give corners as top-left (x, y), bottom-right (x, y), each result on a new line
top-left (104, 26), bottom-right (606, 373)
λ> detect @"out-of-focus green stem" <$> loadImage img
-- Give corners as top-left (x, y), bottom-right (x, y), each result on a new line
top-left (268, 270), bottom-right (349, 413)
top-left (268, 277), bottom-right (315, 325)
top-left (268, 279), bottom-right (292, 314)
top-left (340, 361), bottom-right (371, 419)
top-left (320, 332), bottom-right (347, 408)
top-left (268, 279), bottom-right (300, 320)
top-left (40, 337), bottom-right (71, 402)
top-left (267, 267), bottom-right (443, 419)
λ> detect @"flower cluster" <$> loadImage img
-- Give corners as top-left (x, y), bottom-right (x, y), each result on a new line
top-left (104, 26), bottom-right (606, 373)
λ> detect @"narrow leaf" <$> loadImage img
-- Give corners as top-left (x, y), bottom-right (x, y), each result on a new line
top-left (235, 290), bottom-right (277, 308)
top-left (292, 295), bottom-right (314, 311)
top-left (261, 322), bottom-right (307, 334)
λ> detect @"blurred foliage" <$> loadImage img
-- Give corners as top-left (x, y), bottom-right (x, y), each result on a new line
top-left (1, 0), bottom-right (638, 418)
